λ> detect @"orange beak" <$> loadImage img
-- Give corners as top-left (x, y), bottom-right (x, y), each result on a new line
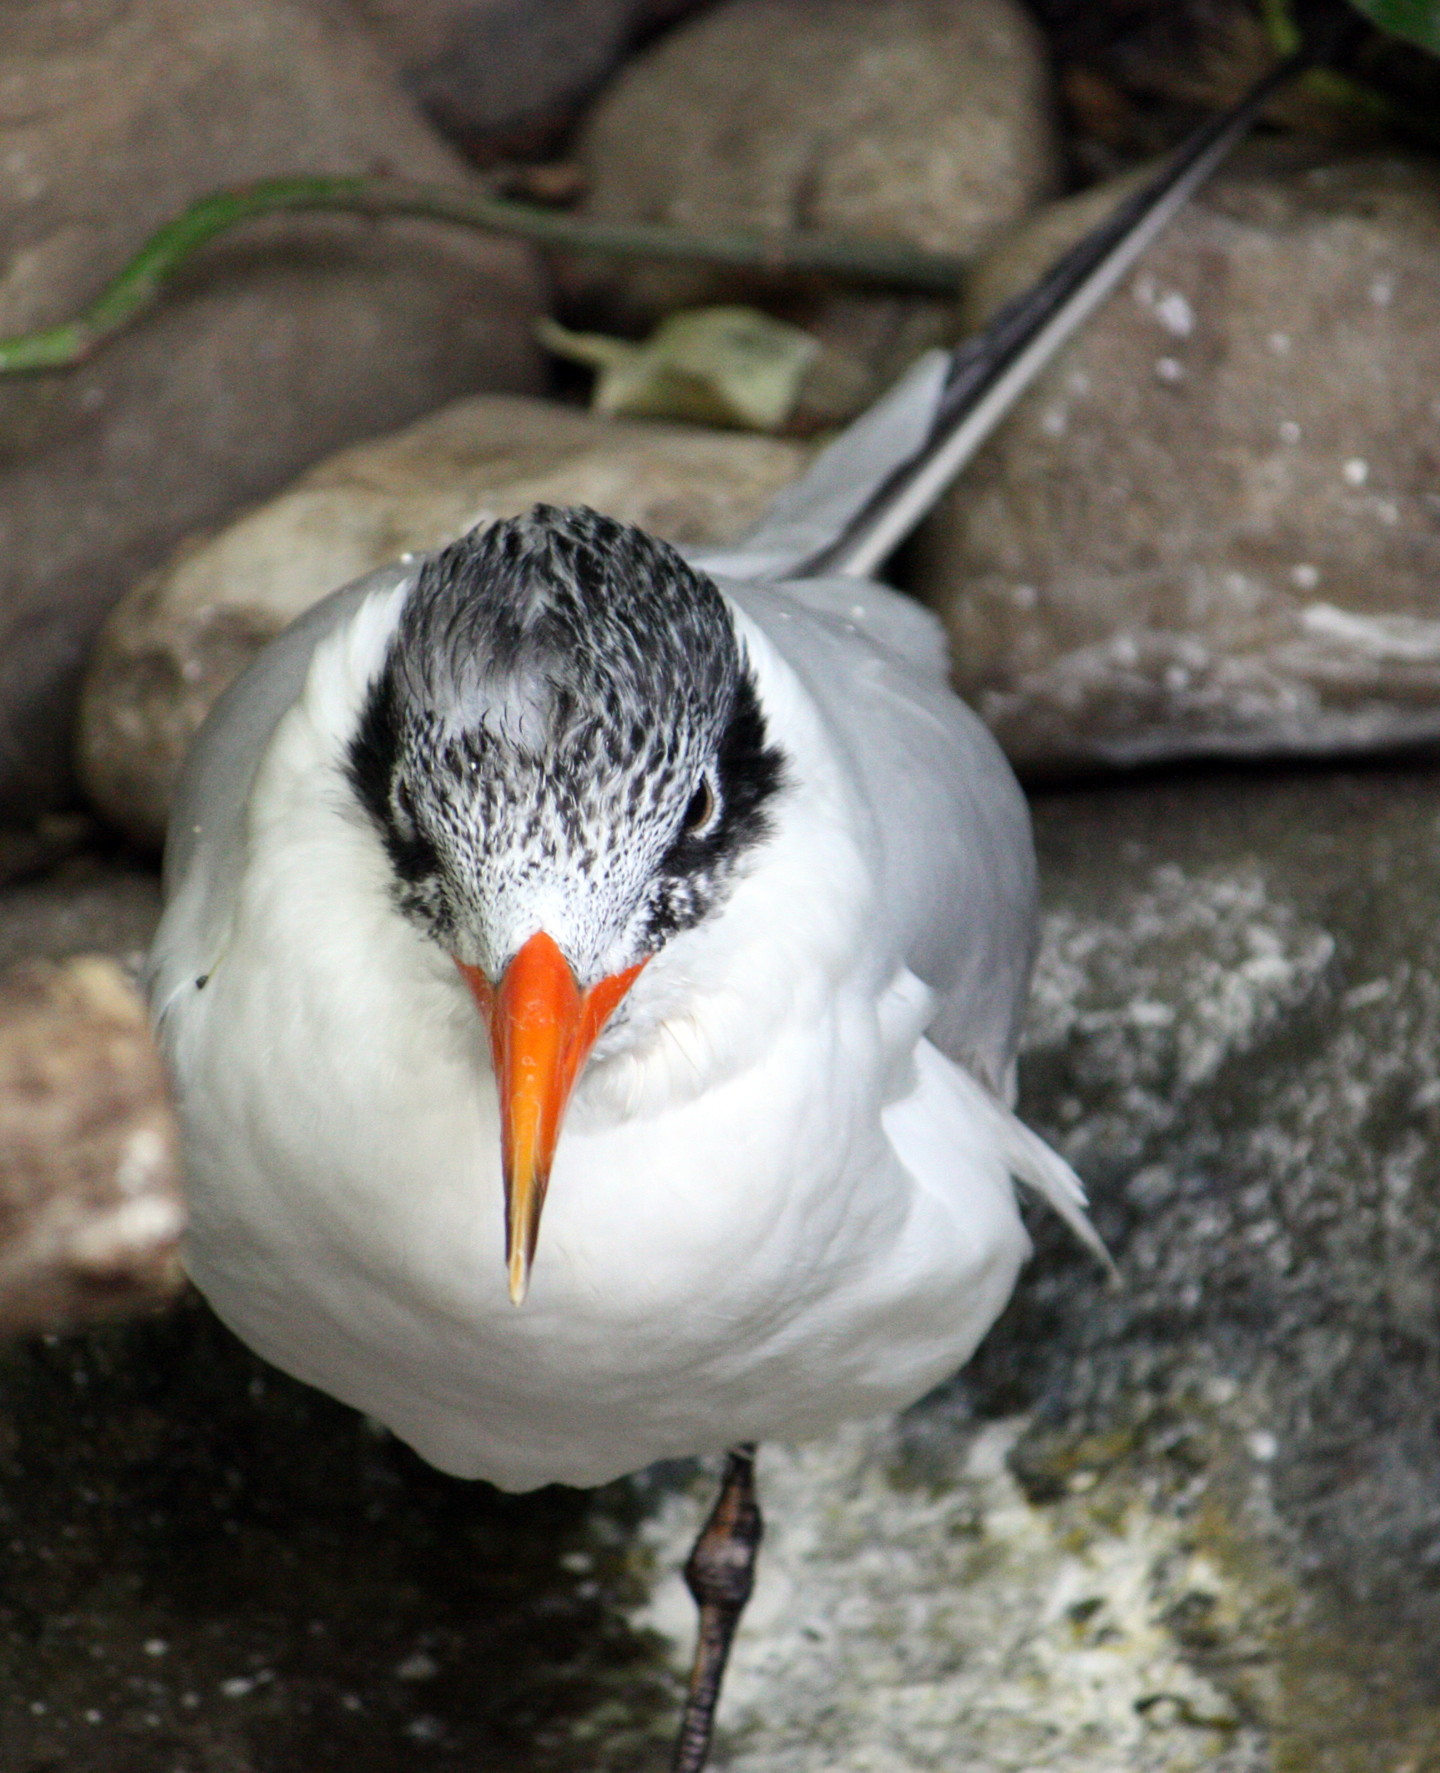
top-left (456, 932), bottom-right (646, 1305)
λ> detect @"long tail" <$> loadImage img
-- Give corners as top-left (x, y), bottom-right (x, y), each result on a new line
top-left (717, 44), bottom-right (1320, 587)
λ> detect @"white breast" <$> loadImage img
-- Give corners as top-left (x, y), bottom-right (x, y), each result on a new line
top-left (161, 595), bottom-right (1034, 1492)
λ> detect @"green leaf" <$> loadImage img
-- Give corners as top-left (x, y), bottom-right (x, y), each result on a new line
top-left (538, 307), bottom-right (820, 432)
top-left (1343, 0), bottom-right (1440, 55)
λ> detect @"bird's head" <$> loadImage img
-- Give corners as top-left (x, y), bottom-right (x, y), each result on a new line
top-left (347, 506), bottom-right (784, 1303)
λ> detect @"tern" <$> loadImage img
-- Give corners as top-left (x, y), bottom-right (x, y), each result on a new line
top-left (148, 53), bottom-right (1305, 1771)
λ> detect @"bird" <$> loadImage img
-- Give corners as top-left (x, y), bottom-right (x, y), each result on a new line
top-left (147, 50), bottom-right (1307, 1772)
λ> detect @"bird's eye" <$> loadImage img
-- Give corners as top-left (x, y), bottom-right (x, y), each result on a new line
top-left (683, 774), bottom-right (719, 837)
top-left (394, 777), bottom-right (416, 830)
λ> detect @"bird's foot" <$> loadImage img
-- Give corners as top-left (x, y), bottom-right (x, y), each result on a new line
top-left (670, 1441), bottom-right (763, 1773)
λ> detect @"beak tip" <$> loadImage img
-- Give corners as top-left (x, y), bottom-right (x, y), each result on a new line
top-left (475, 933), bottom-right (648, 1310)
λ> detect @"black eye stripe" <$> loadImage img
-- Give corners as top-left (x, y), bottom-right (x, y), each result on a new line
top-left (653, 671), bottom-right (784, 892)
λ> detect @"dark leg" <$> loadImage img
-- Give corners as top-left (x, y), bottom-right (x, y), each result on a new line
top-left (670, 1442), bottom-right (763, 1773)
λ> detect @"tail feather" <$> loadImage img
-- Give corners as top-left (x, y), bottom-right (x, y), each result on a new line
top-left (692, 351), bottom-right (950, 583)
top-left (948, 1062), bottom-right (1116, 1277)
top-left (710, 46), bottom-right (1313, 589)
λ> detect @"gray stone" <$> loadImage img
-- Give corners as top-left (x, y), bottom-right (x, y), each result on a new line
top-left (0, 0), bottom-right (543, 818)
top-left (76, 394), bottom-right (810, 848)
top-left (347, 0), bottom-right (712, 158)
top-left (0, 955), bottom-right (183, 1335)
top-left (996, 763), bottom-right (1440, 1773)
top-left (568, 0), bottom-right (1056, 419)
top-left (0, 849), bottom-right (161, 975)
top-left (915, 152), bottom-right (1440, 775)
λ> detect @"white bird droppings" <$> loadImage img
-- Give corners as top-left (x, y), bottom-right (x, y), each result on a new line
top-left (1247, 1431), bottom-right (1279, 1463)
top-left (1342, 458), bottom-right (1369, 487)
top-left (1278, 420), bottom-right (1301, 445)
top-left (1290, 564), bottom-right (1319, 590)
top-left (1155, 291), bottom-right (1195, 336)
top-left (1155, 357), bottom-right (1184, 383)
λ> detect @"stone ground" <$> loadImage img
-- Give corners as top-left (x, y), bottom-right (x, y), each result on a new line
top-left (3, 759), bottom-right (1440, 1772)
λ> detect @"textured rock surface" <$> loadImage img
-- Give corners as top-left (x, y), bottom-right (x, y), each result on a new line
top-left (347, 0), bottom-right (710, 158)
top-left (77, 396), bottom-right (809, 847)
top-left (5, 762), bottom-right (1440, 1768)
top-left (0, 956), bottom-right (182, 1335)
top-left (0, 0), bottom-right (543, 818)
top-left (579, 0), bottom-right (1057, 271)
top-left (0, 848), bottom-right (161, 976)
top-left (916, 152), bottom-right (1440, 775)
top-left (569, 0), bottom-right (1056, 418)
top-left (1000, 763), bottom-right (1440, 1773)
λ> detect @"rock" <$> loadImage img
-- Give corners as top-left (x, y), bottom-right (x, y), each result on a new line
top-left (0, 956), bottom-right (183, 1335)
top-left (0, 848), bottom-right (162, 975)
top-left (7, 760), bottom-right (1439, 1769)
top-left (0, 0), bottom-right (544, 820)
top-left (346, 0), bottom-right (712, 160)
top-left (990, 762), bottom-right (1440, 1773)
top-left (916, 152), bottom-right (1440, 776)
top-left (568, 0), bottom-right (1057, 418)
top-left (634, 1417), bottom-right (1264, 1771)
top-left (0, 812), bottom-right (94, 891)
top-left (77, 395), bottom-right (810, 847)
top-left (578, 0), bottom-right (1058, 274)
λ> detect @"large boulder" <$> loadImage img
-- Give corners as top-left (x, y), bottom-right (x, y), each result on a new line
top-left (77, 395), bottom-right (810, 847)
top-left (0, 0), bottom-right (544, 819)
top-left (569, 0), bottom-right (1058, 420)
top-left (345, 0), bottom-right (712, 159)
top-left (916, 152), bottom-right (1440, 774)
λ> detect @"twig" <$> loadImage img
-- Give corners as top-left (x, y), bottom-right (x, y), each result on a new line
top-left (0, 176), bottom-right (969, 373)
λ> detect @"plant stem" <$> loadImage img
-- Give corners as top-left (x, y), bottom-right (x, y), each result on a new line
top-left (0, 176), bottom-right (969, 373)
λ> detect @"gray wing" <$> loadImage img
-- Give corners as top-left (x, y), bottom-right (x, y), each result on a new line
top-left (693, 55), bottom-right (1305, 1085)
top-left (147, 562), bottom-right (417, 1022)
top-left (728, 574), bottom-right (1036, 1097)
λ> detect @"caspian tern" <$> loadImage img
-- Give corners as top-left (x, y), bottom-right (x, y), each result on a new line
top-left (147, 51), bottom-right (1306, 1771)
